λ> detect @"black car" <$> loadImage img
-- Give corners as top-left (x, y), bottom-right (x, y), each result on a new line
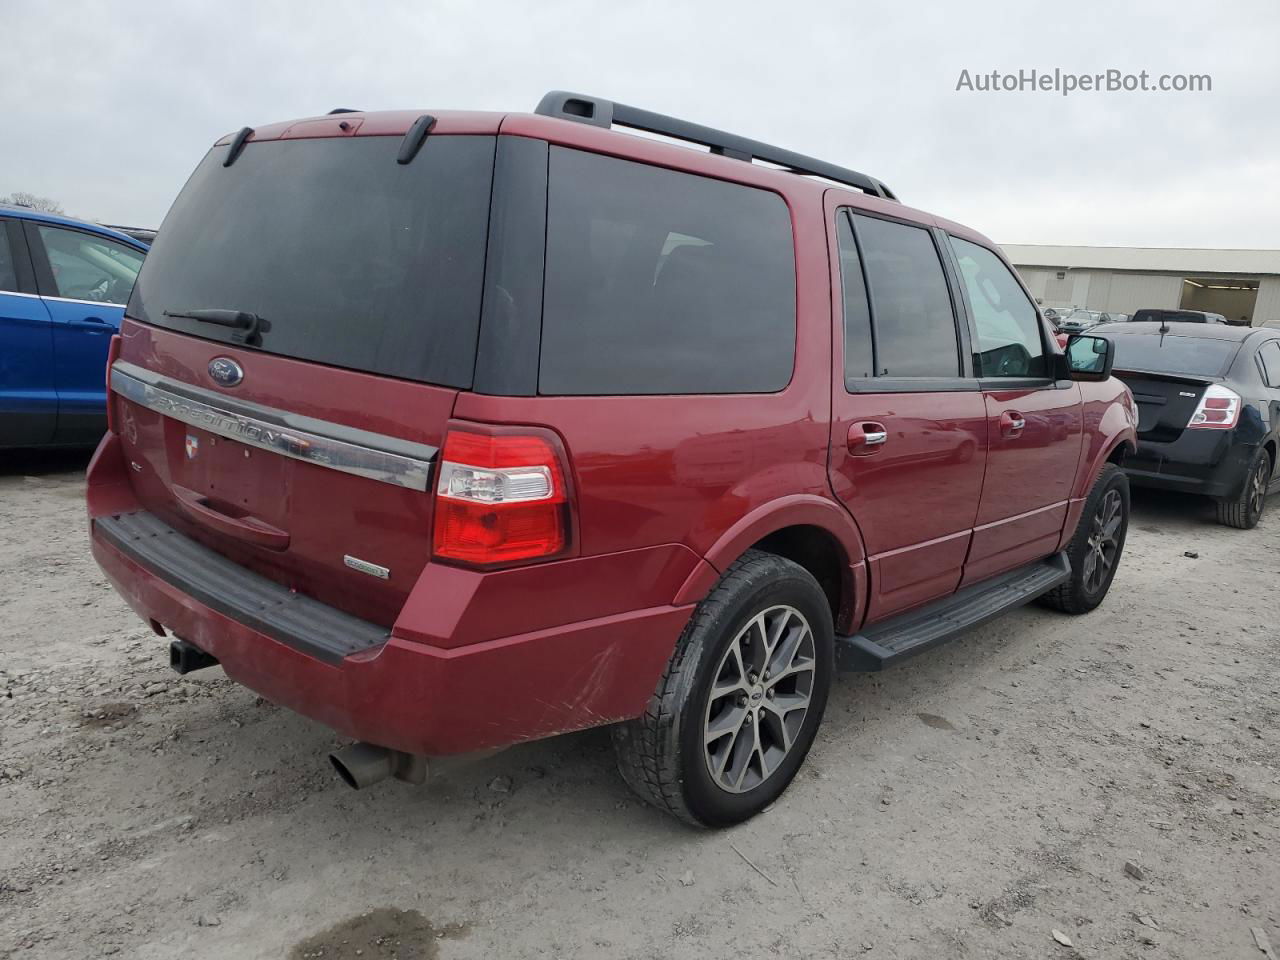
top-left (1098, 322), bottom-right (1280, 528)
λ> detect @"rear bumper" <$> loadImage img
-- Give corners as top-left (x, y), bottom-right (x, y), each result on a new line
top-left (1124, 430), bottom-right (1254, 498)
top-left (92, 525), bottom-right (693, 754)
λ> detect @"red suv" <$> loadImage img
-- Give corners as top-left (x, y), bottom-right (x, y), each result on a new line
top-left (87, 92), bottom-right (1137, 826)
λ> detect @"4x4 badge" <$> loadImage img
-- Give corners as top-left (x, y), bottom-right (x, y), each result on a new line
top-left (208, 357), bottom-right (244, 387)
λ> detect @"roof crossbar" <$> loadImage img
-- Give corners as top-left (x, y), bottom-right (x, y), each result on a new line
top-left (534, 90), bottom-right (897, 201)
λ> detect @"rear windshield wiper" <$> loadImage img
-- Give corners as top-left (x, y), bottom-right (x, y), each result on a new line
top-left (162, 308), bottom-right (270, 346)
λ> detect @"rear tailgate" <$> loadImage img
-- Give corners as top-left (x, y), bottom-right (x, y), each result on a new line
top-left (110, 321), bottom-right (454, 626)
top-left (100, 121), bottom-right (500, 627)
top-left (1114, 370), bottom-right (1211, 442)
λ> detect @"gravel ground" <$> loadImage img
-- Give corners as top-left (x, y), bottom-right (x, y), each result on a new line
top-left (1, 450), bottom-right (1277, 960)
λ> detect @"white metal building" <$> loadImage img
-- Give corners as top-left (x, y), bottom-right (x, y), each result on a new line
top-left (1002, 245), bottom-right (1280, 326)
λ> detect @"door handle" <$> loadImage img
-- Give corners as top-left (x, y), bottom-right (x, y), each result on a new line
top-left (1000, 411), bottom-right (1027, 438)
top-left (848, 421), bottom-right (888, 455)
top-left (171, 484), bottom-right (291, 551)
top-left (67, 316), bottom-right (112, 331)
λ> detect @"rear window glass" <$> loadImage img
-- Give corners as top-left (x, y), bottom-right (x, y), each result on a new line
top-left (1108, 333), bottom-right (1240, 377)
top-left (539, 147), bottom-right (796, 395)
top-left (130, 135), bottom-right (495, 388)
top-left (852, 214), bottom-right (959, 378)
top-left (0, 223), bottom-right (18, 292)
top-left (1132, 309), bottom-right (1211, 324)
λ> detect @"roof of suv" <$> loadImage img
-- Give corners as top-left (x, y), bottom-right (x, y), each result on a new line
top-left (0, 203), bottom-right (148, 249)
top-left (209, 94), bottom-right (1003, 258)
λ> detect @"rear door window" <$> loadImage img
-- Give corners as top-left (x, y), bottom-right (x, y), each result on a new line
top-left (950, 236), bottom-right (1047, 378)
top-left (1258, 340), bottom-right (1280, 388)
top-left (131, 135), bottom-right (495, 388)
top-left (0, 222), bottom-right (19, 292)
top-left (539, 148), bottom-right (796, 395)
top-left (35, 226), bottom-right (143, 305)
top-left (851, 214), bottom-right (960, 378)
top-left (836, 212), bottom-right (874, 380)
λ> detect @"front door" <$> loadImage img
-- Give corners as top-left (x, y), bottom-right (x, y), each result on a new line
top-left (827, 205), bottom-right (988, 624)
top-left (26, 222), bottom-right (143, 444)
top-left (946, 235), bottom-right (1083, 584)
top-left (0, 218), bottom-right (56, 447)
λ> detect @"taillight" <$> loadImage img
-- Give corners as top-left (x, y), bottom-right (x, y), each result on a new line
top-left (105, 334), bottom-right (122, 435)
top-left (1188, 384), bottom-right (1241, 430)
top-left (432, 427), bottom-right (571, 566)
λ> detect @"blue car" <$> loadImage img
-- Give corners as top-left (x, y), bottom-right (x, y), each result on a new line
top-left (1, 205), bottom-right (147, 448)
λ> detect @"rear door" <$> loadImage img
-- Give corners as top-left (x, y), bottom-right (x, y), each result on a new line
top-left (26, 222), bottom-right (143, 444)
top-left (946, 235), bottom-right (1083, 584)
top-left (0, 217), bottom-right (56, 447)
top-left (1258, 339), bottom-right (1280, 486)
top-left (110, 125), bottom-right (497, 627)
top-left (827, 206), bottom-right (987, 623)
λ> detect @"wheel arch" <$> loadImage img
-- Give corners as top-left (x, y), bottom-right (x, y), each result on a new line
top-left (674, 495), bottom-right (867, 634)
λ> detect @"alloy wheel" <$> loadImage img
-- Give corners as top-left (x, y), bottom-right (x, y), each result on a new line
top-left (702, 605), bottom-right (816, 794)
top-left (1082, 488), bottom-right (1123, 594)
top-left (1248, 460), bottom-right (1268, 519)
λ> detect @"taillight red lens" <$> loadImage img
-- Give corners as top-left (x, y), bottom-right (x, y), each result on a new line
top-left (1188, 384), bottom-right (1241, 430)
top-left (432, 428), bottom-right (570, 566)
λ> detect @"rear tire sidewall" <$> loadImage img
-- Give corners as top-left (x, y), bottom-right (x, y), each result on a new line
top-left (678, 571), bottom-right (833, 827)
top-left (1218, 450), bottom-right (1269, 529)
top-left (1245, 454), bottom-right (1268, 527)
top-left (1075, 467), bottom-right (1129, 608)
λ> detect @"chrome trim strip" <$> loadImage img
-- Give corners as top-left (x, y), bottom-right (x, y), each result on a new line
top-left (44, 294), bottom-right (128, 307)
top-left (0, 291), bottom-right (127, 307)
top-left (110, 361), bottom-right (436, 492)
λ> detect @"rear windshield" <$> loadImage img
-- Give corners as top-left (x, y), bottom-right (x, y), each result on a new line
top-left (1132, 309), bottom-right (1210, 324)
top-left (1109, 333), bottom-right (1240, 377)
top-left (129, 135), bottom-right (495, 387)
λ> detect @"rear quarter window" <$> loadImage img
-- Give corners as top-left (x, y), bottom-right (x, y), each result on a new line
top-left (538, 148), bottom-right (796, 395)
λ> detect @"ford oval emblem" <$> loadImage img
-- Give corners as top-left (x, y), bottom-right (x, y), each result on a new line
top-left (208, 357), bottom-right (244, 387)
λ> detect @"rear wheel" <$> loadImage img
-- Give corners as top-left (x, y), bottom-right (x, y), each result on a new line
top-left (1215, 448), bottom-right (1270, 529)
top-left (612, 549), bottom-right (833, 827)
top-left (1040, 463), bottom-right (1129, 614)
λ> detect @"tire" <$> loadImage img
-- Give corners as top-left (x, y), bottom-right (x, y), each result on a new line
top-left (612, 549), bottom-right (834, 827)
top-left (1039, 463), bottom-right (1129, 615)
top-left (1215, 448), bottom-right (1270, 530)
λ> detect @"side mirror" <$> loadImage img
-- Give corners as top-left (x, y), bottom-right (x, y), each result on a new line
top-left (1065, 334), bottom-right (1113, 381)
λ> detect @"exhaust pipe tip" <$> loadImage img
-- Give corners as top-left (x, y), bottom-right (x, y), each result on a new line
top-left (329, 743), bottom-right (427, 790)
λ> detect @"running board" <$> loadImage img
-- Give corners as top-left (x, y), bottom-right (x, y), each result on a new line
top-left (837, 552), bottom-right (1071, 671)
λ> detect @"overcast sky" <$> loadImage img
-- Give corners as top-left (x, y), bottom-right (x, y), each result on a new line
top-left (6, 0), bottom-right (1279, 248)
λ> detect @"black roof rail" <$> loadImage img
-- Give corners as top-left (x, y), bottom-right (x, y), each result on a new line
top-left (327, 108), bottom-right (361, 114)
top-left (534, 90), bottom-right (897, 201)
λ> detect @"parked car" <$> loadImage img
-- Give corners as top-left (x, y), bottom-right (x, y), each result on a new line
top-left (101, 224), bottom-right (158, 246)
top-left (1131, 308), bottom-right (1226, 325)
top-left (1096, 312), bottom-right (1129, 324)
top-left (86, 92), bottom-right (1136, 826)
top-left (1, 205), bottom-right (148, 448)
top-left (1057, 309), bottom-right (1100, 334)
top-left (1097, 322), bottom-right (1280, 528)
